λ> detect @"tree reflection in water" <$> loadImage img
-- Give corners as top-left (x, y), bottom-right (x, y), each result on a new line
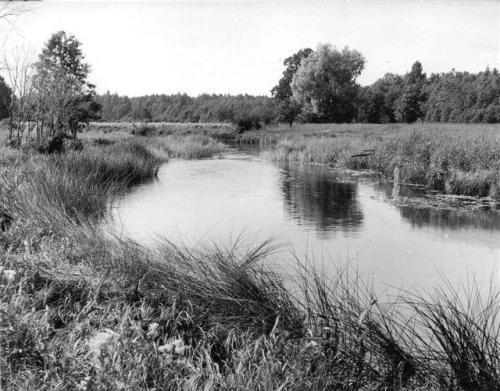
top-left (372, 181), bottom-right (500, 231)
top-left (279, 162), bottom-right (364, 239)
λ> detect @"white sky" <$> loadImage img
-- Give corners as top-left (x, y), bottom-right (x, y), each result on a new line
top-left (1, 0), bottom-right (499, 97)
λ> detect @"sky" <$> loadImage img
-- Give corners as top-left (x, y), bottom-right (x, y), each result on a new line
top-left (0, 0), bottom-right (499, 97)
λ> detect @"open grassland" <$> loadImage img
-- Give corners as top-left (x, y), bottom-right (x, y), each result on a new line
top-left (236, 123), bottom-right (500, 198)
top-left (1, 130), bottom-right (500, 389)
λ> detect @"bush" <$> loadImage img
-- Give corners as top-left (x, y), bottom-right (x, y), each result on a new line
top-left (131, 123), bottom-right (157, 137)
top-left (234, 114), bottom-right (262, 132)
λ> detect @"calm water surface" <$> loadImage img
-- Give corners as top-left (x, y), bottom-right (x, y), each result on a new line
top-left (110, 150), bottom-right (500, 294)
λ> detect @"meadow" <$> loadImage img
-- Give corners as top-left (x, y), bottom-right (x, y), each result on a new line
top-left (1, 123), bottom-right (500, 390)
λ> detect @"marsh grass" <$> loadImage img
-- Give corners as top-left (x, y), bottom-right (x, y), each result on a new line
top-left (405, 277), bottom-right (500, 390)
top-left (1, 134), bottom-right (500, 389)
top-left (149, 134), bottom-right (227, 159)
top-left (0, 141), bottom-right (163, 231)
top-left (246, 123), bottom-right (500, 198)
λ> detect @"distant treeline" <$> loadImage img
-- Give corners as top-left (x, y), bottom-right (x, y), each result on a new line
top-left (1, 42), bottom-right (499, 127)
top-left (357, 67), bottom-right (500, 124)
top-left (96, 94), bottom-right (277, 124)
top-left (93, 51), bottom-right (500, 125)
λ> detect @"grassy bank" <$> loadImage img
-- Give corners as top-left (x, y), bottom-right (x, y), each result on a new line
top-left (0, 134), bottom-right (499, 389)
top-left (236, 123), bottom-right (500, 198)
top-left (82, 124), bottom-right (228, 160)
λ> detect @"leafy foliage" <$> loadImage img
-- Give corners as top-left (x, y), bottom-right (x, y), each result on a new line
top-left (359, 62), bottom-right (500, 124)
top-left (291, 44), bottom-right (365, 123)
top-left (97, 93), bottom-right (276, 124)
top-left (272, 48), bottom-right (313, 126)
top-left (92, 46), bottom-right (500, 125)
top-left (0, 75), bottom-right (11, 120)
top-left (34, 31), bottom-right (101, 141)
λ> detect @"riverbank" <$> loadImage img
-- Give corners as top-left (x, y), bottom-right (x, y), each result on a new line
top-left (83, 121), bottom-right (500, 198)
top-left (1, 130), bottom-right (499, 389)
top-left (231, 123), bottom-right (500, 199)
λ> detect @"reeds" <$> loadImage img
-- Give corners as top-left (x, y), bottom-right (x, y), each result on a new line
top-left (251, 124), bottom-right (500, 198)
top-left (149, 134), bottom-right (227, 159)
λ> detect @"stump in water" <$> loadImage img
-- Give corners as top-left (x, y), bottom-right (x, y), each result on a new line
top-left (392, 166), bottom-right (401, 200)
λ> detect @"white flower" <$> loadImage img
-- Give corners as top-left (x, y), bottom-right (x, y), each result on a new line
top-left (88, 329), bottom-right (119, 355)
top-left (175, 345), bottom-right (186, 355)
top-left (305, 340), bottom-right (318, 349)
top-left (158, 338), bottom-right (187, 355)
top-left (158, 343), bottom-right (174, 354)
top-left (147, 322), bottom-right (159, 337)
top-left (2, 269), bottom-right (16, 283)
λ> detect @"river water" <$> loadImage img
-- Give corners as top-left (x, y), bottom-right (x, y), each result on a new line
top-left (109, 150), bottom-right (500, 295)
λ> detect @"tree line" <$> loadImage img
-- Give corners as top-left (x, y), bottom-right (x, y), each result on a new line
top-left (96, 93), bottom-right (276, 125)
top-left (93, 44), bottom-right (500, 126)
top-left (1, 39), bottom-right (499, 138)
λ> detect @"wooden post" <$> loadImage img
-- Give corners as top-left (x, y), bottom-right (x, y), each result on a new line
top-left (392, 166), bottom-right (400, 200)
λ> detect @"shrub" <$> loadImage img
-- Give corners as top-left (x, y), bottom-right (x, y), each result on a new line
top-left (234, 113), bottom-right (262, 132)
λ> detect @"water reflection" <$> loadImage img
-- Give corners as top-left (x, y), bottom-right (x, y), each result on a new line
top-left (398, 206), bottom-right (500, 231)
top-left (110, 151), bottom-right (500, 294)
top-left (279, 163), bottom-right (363, 238)
top-left (372, 181), bottom-right (500, 231)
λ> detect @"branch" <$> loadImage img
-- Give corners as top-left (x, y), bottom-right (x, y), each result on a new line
top-left (0, 3), bottom-right (26, 21)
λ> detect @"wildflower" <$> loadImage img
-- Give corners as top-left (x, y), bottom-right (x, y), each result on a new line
top-left (304, 340), bottom-right (318, 349)
top-left (147, 322), bottom-right (159, 337)
top-left (88, 329), bottom-right (119, 355)
top-left (158, 338), bottom-right (187, 355)
top-left (76, 376), bottom-right (91, 390)
top-left (158, 342), bottom-right (174, 354)
top-left (1, 269), bottom-right (16, 283)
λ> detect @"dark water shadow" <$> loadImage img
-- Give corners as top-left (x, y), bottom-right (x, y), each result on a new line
top-left (372, 181), bottom-right (500, 231)
top-left (278, 162), bottom-right (364, 238)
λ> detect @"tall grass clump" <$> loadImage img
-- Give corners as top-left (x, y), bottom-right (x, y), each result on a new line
top-left (407, 278), bottom-right (500, 390)
top-left (297, 265), bottom-right (428, 390)
top-left (0, 141), bottom-right (164, 233)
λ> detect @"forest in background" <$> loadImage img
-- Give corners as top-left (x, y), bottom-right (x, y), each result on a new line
top-left (1, 41), bottom-right (499, 145)
top-left (92, 55), bottom-right (500, 125)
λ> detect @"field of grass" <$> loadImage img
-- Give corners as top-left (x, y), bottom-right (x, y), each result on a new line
top-left (235, 123), bottom-right (500, 198)
top-left (1, 126), bottom-right (500, 389)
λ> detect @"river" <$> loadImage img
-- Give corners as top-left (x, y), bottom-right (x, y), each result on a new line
top-left (108, 149), bottom-right (500, 295)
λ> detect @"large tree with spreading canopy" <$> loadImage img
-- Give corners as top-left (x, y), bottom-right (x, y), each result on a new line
top-left (291, 44), bottom-right (365, 123)
top-left (271, 48), bottom-right (313, 126)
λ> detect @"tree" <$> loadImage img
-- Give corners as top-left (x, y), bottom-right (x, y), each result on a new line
top-left (395, 61), bottom-right (427, 123)
top-left (0, 76), bottom-right (11, 120)
top-left (272, 48), bottom-right (313, 101)
top-left (34, 31), bottom-right (100, 142)
top-left (1, 48), bottom-right (36, 146)
top-left (0, 2), bottom-right (28, 51)
top-left (272, 48), bottom-right (312, 126)
top-left (291, 44), bottom-right (365, 123)
top-left (395, 84), bottom-right (424, 123)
